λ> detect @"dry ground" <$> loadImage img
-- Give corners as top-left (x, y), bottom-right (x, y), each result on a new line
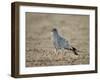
top-left (25, 12), bottom-right (89, 67)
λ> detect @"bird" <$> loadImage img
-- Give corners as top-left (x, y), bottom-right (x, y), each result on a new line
top-left (51, 28), bottom-right (78, 55)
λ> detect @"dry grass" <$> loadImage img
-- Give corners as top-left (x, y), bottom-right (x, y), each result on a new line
top-left (25, 13), bottom-right (89, 67)
top-left (26, 48), bottom-right (89, 67)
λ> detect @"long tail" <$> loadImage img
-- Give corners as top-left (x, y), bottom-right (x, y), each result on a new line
top-left (71, 47), bottom-right (78, 55)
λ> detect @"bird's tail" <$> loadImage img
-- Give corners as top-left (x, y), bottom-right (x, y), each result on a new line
top-left (71, 47), bottom-right (78, 55)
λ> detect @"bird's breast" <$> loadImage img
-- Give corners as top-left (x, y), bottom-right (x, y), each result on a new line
top-left (51, 32), bottom-right (58, 41)
top-left (50, 32), bottom-right (54, 41)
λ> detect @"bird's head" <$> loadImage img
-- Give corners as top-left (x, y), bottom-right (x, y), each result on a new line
top-left (52, 28), bottom-right (58, 32)
top-left (51, 28), bottom-right (59, 40)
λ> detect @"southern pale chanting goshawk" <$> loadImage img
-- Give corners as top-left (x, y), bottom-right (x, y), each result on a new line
top-left (51, 28), bottom-right (78, 55)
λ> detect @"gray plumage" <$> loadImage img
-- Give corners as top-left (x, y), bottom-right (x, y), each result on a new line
top-left (51, 28), bottom-right (78, 55)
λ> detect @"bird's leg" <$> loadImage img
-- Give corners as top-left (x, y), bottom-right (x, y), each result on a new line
top-left (55, 48), bottom-right (58, 54)
top-left (61, 48), bottom-right (64, 54)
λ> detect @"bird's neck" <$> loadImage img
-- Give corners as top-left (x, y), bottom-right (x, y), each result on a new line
top-left (53, 31), bottom-right (59, 38)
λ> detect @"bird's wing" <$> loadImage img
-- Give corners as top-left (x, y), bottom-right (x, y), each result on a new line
top-left (58, 36), bottom-right (70, 48)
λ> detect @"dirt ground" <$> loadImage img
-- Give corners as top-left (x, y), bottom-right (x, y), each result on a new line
top-left (25, 12), bottom-right (89, 67)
